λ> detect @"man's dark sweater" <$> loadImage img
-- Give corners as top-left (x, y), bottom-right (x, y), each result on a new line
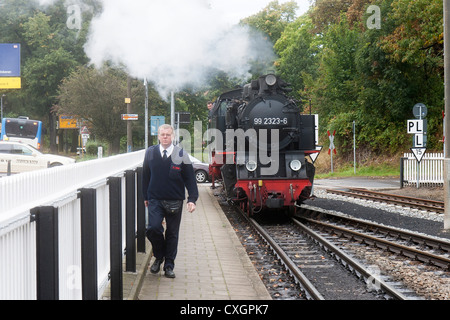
top-left (142, 145), bottom-right (198, 204)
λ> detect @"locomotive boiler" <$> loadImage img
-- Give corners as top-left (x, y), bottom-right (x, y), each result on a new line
top-left (208, 74), bottom-right (319, 215)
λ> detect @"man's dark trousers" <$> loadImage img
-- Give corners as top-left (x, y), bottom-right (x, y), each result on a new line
top-left (146, 199), bottom-right (183, 270)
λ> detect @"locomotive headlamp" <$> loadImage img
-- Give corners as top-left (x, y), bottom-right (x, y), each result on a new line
top-left (265, 74), bottom-right (277, 86)
top-left (290, 160), bottom-right (302, 171)
top-left (246, 160), bottom-right (257, 172)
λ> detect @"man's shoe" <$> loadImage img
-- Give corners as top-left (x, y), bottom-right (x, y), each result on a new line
top-left (164, 267), bottom-right (176, 278)
top-left (150, 258), bottom-right (164, 274)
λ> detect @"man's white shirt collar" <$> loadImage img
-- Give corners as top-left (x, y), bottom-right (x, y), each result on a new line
top-left (160, 144), bottom-right (174, 158)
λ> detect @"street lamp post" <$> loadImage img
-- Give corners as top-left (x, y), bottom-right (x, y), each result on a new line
top-left (1, 94), bottom-right (5, 122)
top-left (444, 0), bottom-right (450, 229)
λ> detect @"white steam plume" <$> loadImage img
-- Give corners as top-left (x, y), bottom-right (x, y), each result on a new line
top-left (36, 0), bottom-right (56, 6)
top-left (83, 0), bottom-right (275, 98)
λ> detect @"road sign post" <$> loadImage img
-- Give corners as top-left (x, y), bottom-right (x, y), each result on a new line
top-left (407, 103), bottom-right (428, 188)
top-left (328, 130), bottom-right (336, 173)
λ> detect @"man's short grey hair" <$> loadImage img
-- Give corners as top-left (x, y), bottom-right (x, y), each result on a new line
top-left (158, 124), bottom-right (174, 135)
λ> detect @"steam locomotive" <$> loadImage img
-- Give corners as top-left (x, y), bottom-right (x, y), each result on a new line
top-left (208, 74), bottom-right (319, 215)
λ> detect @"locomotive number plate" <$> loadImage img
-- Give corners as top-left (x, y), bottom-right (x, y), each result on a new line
top-left (253, 117), bottom-right (288, 125)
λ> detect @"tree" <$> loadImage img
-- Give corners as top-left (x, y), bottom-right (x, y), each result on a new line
top-left (274, 14), bottom-right (319, 102)
top-left (0, 0), bottom-right (101, 151)
top-left (380, 0), bottom-right (443, 72)
top-left (58, 66), bottom-right (134, 154)
top-left (310, 0), bottom-right (354, 33)
top-left (241, 0), bottom-right (298, 44)
top-left (377, 0), bottom-right (444, 150)
top-left (58, 65), bottom-right (175, 154)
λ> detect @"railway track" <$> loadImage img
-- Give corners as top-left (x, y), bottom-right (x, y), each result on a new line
top-left (244, 213), bottom-right (412, 300)
top-left (326, 188), bottom-right (444, 213)
top-left (298, 205), bottom-right (450, 270)
top-left (232, 200), bottom-right (450, 299)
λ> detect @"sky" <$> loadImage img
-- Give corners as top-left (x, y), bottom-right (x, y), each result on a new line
top-left (35, 0), bottom-right (315, 97)
top-left (209, 0), bottom-right (312, 24)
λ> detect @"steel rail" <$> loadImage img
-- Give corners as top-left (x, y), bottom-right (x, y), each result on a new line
top-left (326, 188), bottom-right (444, 213)
top-left (298, 213), bottom-right (450, 270)
top-left (232, 202), bottom-right (411, 299)
top-left (247, 216), bottom-right (325, 300)
top-left (291, 218), bottom-right (408, 300)
top-left (300, 205), bottom-right (450, 254)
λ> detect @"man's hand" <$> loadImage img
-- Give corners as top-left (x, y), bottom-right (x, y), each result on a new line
top-left (187, 202), bottom-right (196, 213)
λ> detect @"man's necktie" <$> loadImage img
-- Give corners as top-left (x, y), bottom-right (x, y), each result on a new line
top-left (163, 149), bottom-right (168, 160)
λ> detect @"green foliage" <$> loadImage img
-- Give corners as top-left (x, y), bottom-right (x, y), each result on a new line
top-left (58, 66), bottom-right (147, 154)
top-left (240, 0), bottom-right (298, 44)
top-left (0, 0), bottom-right (102, 152)
top-left (274, 15), bottom-right (319, 101)
top-left (85, 140), bottom-right (107, 156)
top-left (0, 0), bottom-right (446, 158)
top-left (277, 0), bottom-right (444, 157)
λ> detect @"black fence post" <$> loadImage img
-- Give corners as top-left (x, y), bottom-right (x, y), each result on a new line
top-left (400, 157), bottom-right (405, 189)
top-left (78, 188), bottom-right (98, 300)
top-left (136, 167), bottom-right (146, 253)
top-left (32, 206), bottom-right (59, 300)
top-left (125, 170), bottom-right (136, 272)
top-left (108, 176), bottom-right (123, 300)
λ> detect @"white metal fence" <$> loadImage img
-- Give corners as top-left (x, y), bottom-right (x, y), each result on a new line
top-left (401, 152), bottom-right (444, 187)
top-left (0, 150), bottom-right (146, 300)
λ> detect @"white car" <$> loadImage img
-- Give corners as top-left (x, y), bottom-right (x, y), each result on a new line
top-left (0, 141), bottom-right (75, 174)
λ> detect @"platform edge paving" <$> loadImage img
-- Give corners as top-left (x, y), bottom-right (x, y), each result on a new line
top-left (205, 186), bottom-right (272, 300)
top-left (103, 184), bottom-right (271, 300)
top-left (138, 185), bottom-right (272, 300)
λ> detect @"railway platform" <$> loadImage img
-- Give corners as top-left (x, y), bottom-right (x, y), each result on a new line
top-left (100, 177), bottom-right (400, 301)
top-left (135, 184), bottom-right (272, 301)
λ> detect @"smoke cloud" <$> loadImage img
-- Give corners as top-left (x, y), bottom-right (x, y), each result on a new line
top-left (82, 0), bottom-right (276, 98)
top-left (37, 0), bottom-right (56, 6)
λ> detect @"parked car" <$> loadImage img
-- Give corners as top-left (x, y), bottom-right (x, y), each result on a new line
top-left (188, 155), bottom-right (211, 183)
top-left (0, 141), bottom-right (75, 174)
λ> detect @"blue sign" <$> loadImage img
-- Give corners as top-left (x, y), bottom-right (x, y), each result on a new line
top-left (150, 116), bottom-right (165, 136)
top-left (0, 44), bottom-right (21, 77)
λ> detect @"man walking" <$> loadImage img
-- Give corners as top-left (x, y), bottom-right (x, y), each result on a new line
top-left (142, 124), bottom-right (198, 278)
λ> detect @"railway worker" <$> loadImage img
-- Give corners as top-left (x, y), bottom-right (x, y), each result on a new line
top-left (207, 101), bottom-right (213, 121)
top-left (142, 124), bottom-right (198, 278)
